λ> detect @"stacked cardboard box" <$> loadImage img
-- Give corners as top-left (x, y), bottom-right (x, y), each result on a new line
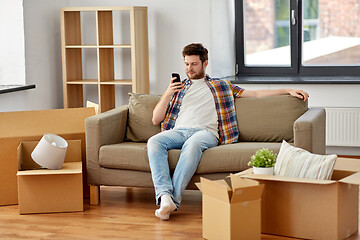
top-left (17, 140), bottom-right (83, 214)
top-left (0, 107), bottom-right (95, 205)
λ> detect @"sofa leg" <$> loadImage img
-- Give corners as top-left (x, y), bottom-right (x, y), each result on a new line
top-left (90, 185), bottom-right (100, 205)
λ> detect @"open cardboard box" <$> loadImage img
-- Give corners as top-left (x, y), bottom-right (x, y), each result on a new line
top-left (196, 175), bottom-right (264, 240)
top-left (17, 140), bottom-right (83, 214)
top-left (0, 107), bottom-right (95, 206)
top-left (236, 157), bottom-right (360, 240)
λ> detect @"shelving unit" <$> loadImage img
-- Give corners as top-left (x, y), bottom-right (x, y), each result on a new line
top-left (60, 6), bottom-right (149, 113)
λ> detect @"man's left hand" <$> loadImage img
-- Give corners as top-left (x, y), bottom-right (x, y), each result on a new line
top-left (289, 89), bottom-right (309, 102)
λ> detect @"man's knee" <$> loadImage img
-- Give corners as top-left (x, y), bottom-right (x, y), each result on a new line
top-left (147, 135), bottom-right (160, 149)
top-left (182, 140), bottom-right (203, 152)
top-left (148, 132), bottom-right (169, 150)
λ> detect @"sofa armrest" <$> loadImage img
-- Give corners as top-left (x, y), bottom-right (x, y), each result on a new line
top-left (85, 105), bottom-right (129, 184)
top-left (293, 107), bottom-right (326, 154)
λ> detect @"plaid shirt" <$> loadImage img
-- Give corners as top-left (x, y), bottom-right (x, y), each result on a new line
top-left (161, 75), bottom-right (244, 145)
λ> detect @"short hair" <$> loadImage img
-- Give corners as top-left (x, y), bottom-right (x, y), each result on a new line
top-left (182, 43), bottom-right (208, 63)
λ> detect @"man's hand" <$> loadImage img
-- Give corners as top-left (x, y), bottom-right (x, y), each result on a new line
top-left (289, 89), bottom-right (309, 102)
top-left (152, 77), bottom-right (184, 125)
top-left (164, 77), bottom-right (183, 97)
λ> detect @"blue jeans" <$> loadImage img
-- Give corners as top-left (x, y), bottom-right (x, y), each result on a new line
top-left (147, 128), bottom-right (218, 209)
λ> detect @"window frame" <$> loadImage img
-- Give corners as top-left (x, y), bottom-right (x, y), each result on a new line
top-left (235, 0), bottom-right (360, 77)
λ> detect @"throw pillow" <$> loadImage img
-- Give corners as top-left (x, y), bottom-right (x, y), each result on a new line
top-left (126, 93), bottom-right (161, 142)
top-left (235, 95), bottom-right (308, 142)
top-left (274, 140), bottom-right (337, 180)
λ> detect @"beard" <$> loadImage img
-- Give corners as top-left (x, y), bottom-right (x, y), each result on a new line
top-left (186, 67), bottom-right (206, 80)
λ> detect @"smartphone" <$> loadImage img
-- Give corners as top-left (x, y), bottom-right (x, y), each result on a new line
top-left (172, 73), bottom-right (181, 83)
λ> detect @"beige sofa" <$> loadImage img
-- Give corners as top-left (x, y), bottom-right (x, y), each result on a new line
top-left (85, 93), bottom-right (325, 204)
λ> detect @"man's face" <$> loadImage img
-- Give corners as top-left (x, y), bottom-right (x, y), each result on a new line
top-left (184, 55), bottom-right (208, 80)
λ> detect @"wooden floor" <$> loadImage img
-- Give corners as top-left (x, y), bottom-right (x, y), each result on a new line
top-left (0, 186), bottom-right (359, 240)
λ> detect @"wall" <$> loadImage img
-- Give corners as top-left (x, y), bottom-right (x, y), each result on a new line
top-left (0, 0), bottom-right (211, 111)
top-left (0, 0), bottom-right (359, 155)
top-left (0, 0), bottom-right (67, 112)
top-left (1, 0), bottom-right (359, 111)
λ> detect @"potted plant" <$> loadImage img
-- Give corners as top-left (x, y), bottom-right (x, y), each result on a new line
top-left (248, 148), bottom-right (277, 175)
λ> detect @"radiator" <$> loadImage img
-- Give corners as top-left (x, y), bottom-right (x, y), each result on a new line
top-left (326, 108), bottom-right (360, 147)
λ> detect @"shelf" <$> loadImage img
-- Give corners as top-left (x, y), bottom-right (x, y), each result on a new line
top-left (99, 44), bottom-right (132, 48)
top-left (61, 6), bottom-right (137, 12)
top-left (65, 45), bottom-right (97, 48)
top-left (61, 6), bottom-right (149, 113)
top-left (100, 80), bottom-right (132, 85)
top-left (65, 44), bottom-right (132, 49)
top-left (67, 79), bottom-right (99, 84)
top-left (66, 80), bottom-right (133, 85)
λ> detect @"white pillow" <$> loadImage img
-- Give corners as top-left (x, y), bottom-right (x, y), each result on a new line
top-left (274, 140), bottom-right (337, 180)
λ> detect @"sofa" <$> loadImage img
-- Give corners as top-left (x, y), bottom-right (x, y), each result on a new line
top-left (85, 93), bottom-right (325, 204)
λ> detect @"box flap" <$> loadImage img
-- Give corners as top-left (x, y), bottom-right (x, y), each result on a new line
top-left (339, 172), bottom-right (360, 185)
top-left (231, 184), bottom-right (264, 203)
top-left (17, 162), bottom-right (82, 176)
top-left (213, 179), bottom-right (232, 189)
top-left (64, 140), bottom-right (82, 163)
top-left (334, 158), bottom-right (360, 172)
top-left (17, 142), bottom-right (41, 171)
top-left (230, 173), bottom-right (259, 189)
top-left (17, 143), bottom-right (24, 171)
top-left (235, 168), bottom-right (253, 176)
top-left (200, 177), bottom-right (231, 203)
top-left (236, 169), bottom-right (336, 185)
top-left (195, 182), bottom-right (202, 192)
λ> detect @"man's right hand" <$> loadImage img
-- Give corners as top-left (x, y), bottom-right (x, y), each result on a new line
top-left (164, 77), bottom-right (183, 97)
top-left (152, 78), bottom-right (184, 125)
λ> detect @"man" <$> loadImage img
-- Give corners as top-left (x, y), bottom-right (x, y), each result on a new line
top-left (147, 43), bottom-right (309, 220)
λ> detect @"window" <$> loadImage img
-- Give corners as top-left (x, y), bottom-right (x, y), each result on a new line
top-left (275, 0), bottom-right (291, 48)
top-left (0, 0), bottom-right (26, 86)
top-left (235, 0), bottom-right (360, 76)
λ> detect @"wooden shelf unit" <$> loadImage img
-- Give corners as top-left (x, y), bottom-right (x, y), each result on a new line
top-left (60, 6), bottom-right (149, 113)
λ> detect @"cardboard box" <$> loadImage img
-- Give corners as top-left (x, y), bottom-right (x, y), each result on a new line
top-left (0, 107), bottom-right (95, 205)
top-left (236, 157), bottom-right (360, 240)
top-left (196, 175), bottom-right (264, 240)
top-left (17, 140), bottom-right (83, 214)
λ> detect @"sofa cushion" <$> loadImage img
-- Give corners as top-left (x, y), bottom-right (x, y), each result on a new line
top-left (126, 93), bottom-right (161, 142)
top-left (235, 95), bottom-right (308, 142)
top-left (99, 142), bottom-right (150, 171)
top-left (99, 141), bottom-right (282, 174)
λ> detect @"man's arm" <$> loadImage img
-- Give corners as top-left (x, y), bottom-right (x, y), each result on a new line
top-left (241, 88), bottom-right (309, 102)
top-left (152, 77), bottom-right (183, 125)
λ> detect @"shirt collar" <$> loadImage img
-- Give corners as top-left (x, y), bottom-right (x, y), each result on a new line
top-left (184, 74), bottom-right (211, 86)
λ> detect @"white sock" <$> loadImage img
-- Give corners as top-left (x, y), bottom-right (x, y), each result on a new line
top-left (154, 195), bottom-right (177, 220)
top-left (155, 209), bottom-right (170, 220)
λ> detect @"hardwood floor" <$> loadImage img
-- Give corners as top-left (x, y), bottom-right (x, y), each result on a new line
top-left (0, 186), bottom-right (359, 240)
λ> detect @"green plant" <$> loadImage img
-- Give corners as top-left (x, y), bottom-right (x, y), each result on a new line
top-left (248, 148), bottom-right (277, 168)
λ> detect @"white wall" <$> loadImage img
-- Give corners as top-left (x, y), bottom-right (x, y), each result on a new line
top-left (0, 0), bottom-right (359, 155)
top-left (0, 0), bottom-right (212, 112)
top-left (0, 0), bottom-right (67, 112)
top-left (1, 0), bottom-right (359, 111)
